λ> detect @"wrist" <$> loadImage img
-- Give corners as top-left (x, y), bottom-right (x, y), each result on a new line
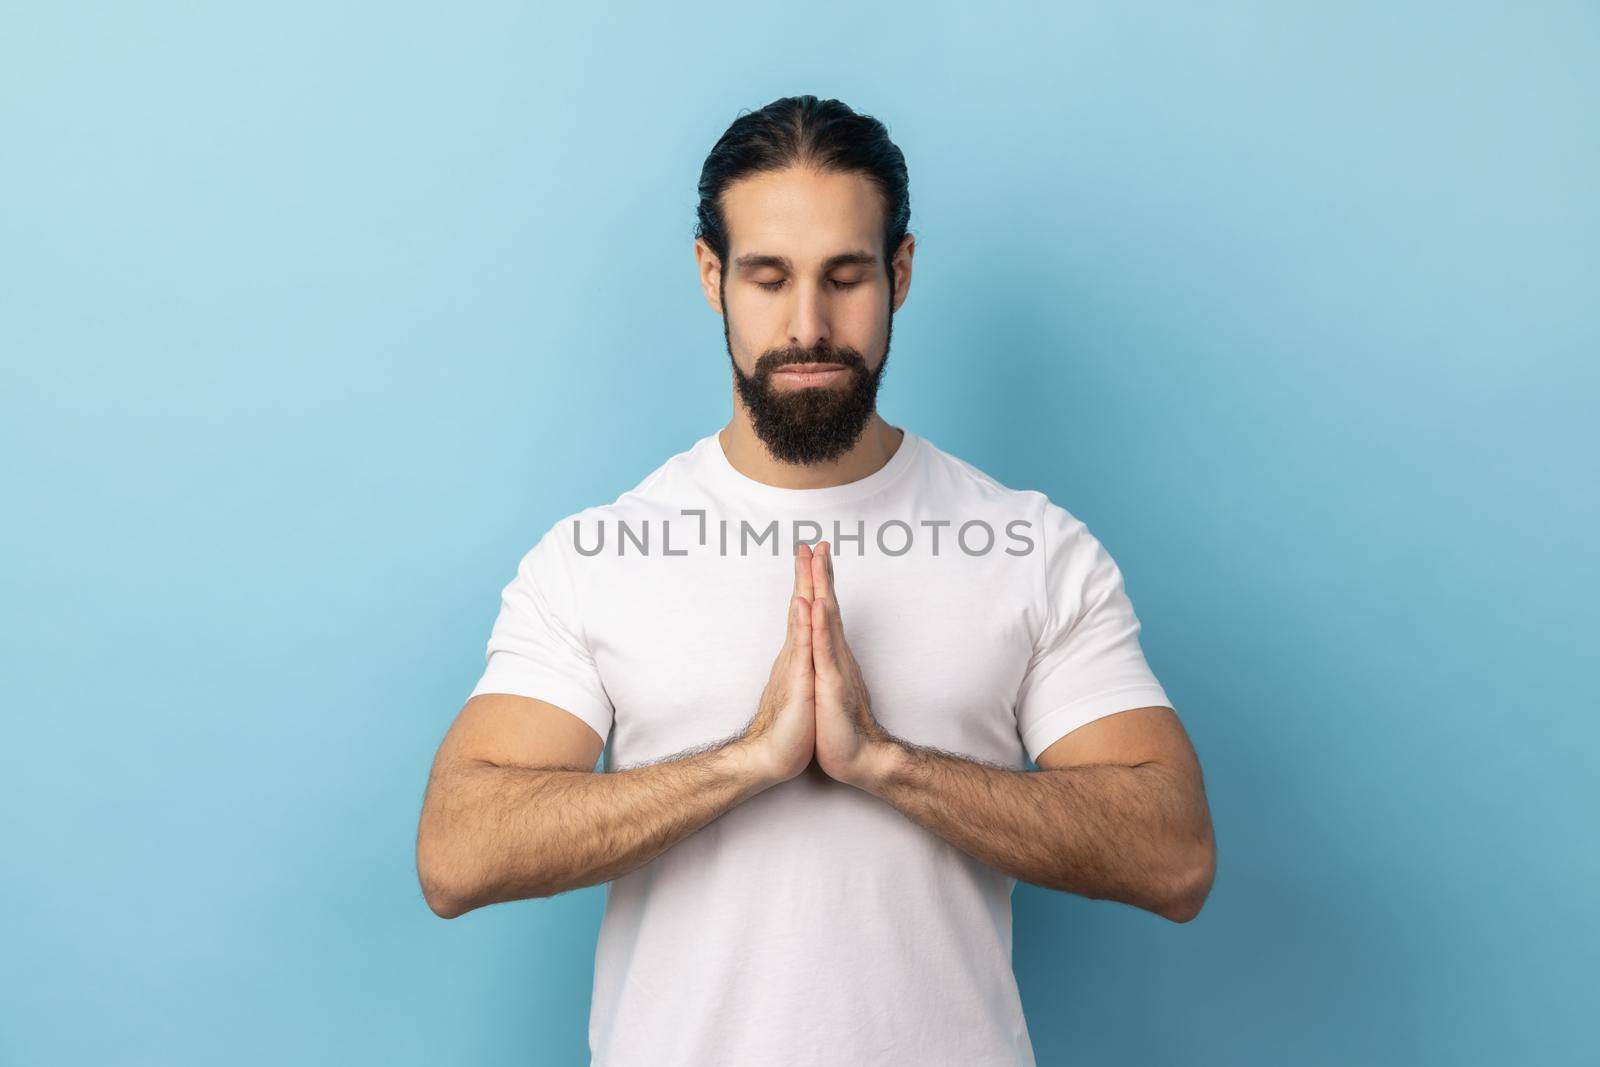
top-left (725, 737), bottom-right (786, 792)
top-left (855, 738), bottom-right (912, 797)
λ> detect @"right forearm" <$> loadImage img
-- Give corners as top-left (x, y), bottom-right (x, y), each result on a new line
top-left (419, 739), bottom-right (775, 916)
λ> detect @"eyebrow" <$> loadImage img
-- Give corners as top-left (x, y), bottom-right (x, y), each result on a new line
top-left (733, 250), bottom-right (879, 273)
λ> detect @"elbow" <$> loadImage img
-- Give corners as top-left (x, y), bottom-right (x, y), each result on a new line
top-left (1158, 889), bottom-right (1205, 925)
top-left (418, 864), bottom-right (472, 920)
top-left (1157, 835), bottom-right (1216, 924)
top-left (416, 833), bottom-right (478, 920)
top-left (422, 879), bottom-right (471, 920)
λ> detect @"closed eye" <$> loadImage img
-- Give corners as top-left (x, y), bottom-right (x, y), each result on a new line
top-left (755, 279), bottom-right (862, 292)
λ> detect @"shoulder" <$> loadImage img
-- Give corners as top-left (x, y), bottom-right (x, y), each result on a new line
top-left (513, 437), bottom-right (723, 590)
top-left (911, 431), bottom-right (1091, 546)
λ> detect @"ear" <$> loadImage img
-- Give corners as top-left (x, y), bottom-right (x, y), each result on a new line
top-left (889, 232), bottom-right (915, 313)
top-left (693, 238), bottom-right (724, 315)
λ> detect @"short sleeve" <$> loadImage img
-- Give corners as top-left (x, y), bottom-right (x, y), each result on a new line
top-left (468, 518), bottom-right (615, 746)
top-left (1014, 501), bottom-right (1173, 763)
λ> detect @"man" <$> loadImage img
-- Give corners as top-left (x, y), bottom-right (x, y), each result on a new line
top-left (416, 94), bottom-right (1215, 1066)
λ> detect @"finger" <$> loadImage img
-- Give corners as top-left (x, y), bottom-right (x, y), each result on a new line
top-left (810, 541), bottom-right (830, 605)
top-left (825, 556), bottom-right (864, 662)
top-left (822, 540), bottom-right (840, 623)
top-left (811, 542), bottom-right (845, 636)
top-left (811, 592), bottom-right (837, 675)
top-left (776, 595), bottom-right (794, 667)
top-left (794, 539), bottom-right (815, 601)
top-left (786, 544), bottom-right (811, 656)
top-left (790, 595), bottom-right (813, 677)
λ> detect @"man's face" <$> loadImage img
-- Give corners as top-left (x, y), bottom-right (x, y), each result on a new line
top-left (706, 167), bottom-right (903, 465)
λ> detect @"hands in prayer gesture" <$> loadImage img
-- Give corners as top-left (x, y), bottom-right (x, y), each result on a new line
top-left (743, 540), bottom-right (897, 791)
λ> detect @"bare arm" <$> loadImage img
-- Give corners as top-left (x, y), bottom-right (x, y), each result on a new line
top-left (803, 538), bottom-right (1214, 924)
top-left (856, 705), bottom-right (1215, 922)
top-left (416, 696), bottom-right (775, 918)
top-left (418, 548), bottom-right (819, 919)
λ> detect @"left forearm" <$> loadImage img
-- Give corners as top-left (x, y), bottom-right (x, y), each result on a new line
top-left (860, 741), bottom-right (1212, 921)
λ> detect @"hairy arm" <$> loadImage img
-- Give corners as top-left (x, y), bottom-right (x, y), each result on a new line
top-left (422, 545), bottom-right (820, 920)
top-left (417, 695), bottom-right (776, 919)
top-left (858, 707), bottom-right (1215, 922)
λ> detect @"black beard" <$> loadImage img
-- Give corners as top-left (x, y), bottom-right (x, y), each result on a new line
top-left (722, 288), bottom-right (893, 466)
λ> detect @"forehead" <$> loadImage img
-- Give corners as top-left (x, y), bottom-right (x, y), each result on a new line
top-left (719, 167), bottom-right (884, 263)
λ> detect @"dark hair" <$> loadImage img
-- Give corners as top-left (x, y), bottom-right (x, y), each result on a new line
top-left (695, 95), bottom-right (911, 299)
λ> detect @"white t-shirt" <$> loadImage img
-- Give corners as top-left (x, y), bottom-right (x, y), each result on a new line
top-left (468, 425), bottom-right (1173, 1066)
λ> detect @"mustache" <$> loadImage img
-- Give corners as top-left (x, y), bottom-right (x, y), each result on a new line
top-left (756, 346), bottom-right (868, 373)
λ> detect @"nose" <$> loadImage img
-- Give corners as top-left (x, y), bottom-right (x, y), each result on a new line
top-left (786, 278), bottom-right (831, 351)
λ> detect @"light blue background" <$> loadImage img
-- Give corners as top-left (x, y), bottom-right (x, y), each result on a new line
top-left (3, 3), bottom-right (1595, 1064)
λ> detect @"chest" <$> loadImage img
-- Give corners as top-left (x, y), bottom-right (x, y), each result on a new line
top-left (580, 546), bottom-right (1040, 769)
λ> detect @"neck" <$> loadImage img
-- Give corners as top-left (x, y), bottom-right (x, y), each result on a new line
top-left (719, 411), bottom-right (904, 490)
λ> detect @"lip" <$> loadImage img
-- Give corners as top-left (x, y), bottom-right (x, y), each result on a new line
top-left (775, 362), bottom-right (847, 374)
top-left (772, 364), bottom-right (850, 386)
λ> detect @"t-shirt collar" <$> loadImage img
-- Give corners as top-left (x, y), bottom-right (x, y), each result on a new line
top-left (699, 425), bottom-right (922, 509)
